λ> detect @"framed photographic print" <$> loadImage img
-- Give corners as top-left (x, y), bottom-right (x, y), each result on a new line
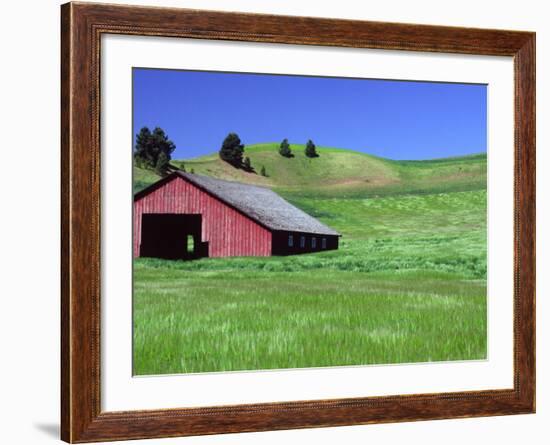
top-left (61, 2), bottom-right (535, 442)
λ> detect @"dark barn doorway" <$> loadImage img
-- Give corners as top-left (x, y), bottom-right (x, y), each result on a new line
top-left (139, 214), bottom-right (208, 260)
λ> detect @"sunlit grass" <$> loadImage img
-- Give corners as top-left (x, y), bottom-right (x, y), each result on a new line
top-left (134, 270), bottom-right (486, 374)
top-left (133, 188), bottom-right (487, 375)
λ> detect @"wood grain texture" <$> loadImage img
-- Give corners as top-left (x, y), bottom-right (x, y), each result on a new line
top-left (60, 2), bottom-right (536, 442)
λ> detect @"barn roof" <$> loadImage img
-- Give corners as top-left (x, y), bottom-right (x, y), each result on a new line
top-left (147, 171), bottom-right (340, 236)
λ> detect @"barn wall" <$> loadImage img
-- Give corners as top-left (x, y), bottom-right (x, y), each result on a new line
top-left (134, 177), bottom-right (272, 258)
top-left (271, 231), bottom-right (339, 255)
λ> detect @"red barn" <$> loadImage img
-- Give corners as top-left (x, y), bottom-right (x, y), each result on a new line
top-left (134, 171), bottom-right (340, 260)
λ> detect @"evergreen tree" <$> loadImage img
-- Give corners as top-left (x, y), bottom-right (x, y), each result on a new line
top-left (134, 126), bottom-right (176, 173)
top-left (260, 165), bottom-right (267, 177)
top-left (305, 139), bottom-right (318, 158)
top-left (219, 133), bottom-right (244, 167)
top-left (134, 127), bottom-right (153, 166)
top-left (155, 151), bottom-right (169, 175)
top-left (278, 138), bottom-right (292, 157)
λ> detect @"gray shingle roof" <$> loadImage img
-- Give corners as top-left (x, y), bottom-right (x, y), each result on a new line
top-left (175, 171), bottom-right (340, 236)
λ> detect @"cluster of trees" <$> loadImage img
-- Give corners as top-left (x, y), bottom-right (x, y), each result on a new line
top-left (278, 138), bottom-right (318, 158)
top-left (135, 127), bottom-right (319, 179)
top-left (218, 132), bottom-right (319, 169)
top-left (217, 132), bottom-right (322, 177)
top-left (134, 126), bottom-right (176, 175)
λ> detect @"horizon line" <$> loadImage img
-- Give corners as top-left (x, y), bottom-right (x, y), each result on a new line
top-left (172, 143), bottom-right (487, 163)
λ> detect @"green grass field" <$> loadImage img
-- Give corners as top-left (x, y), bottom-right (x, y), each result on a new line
top-left (133, 144), bottom-right (487, 375)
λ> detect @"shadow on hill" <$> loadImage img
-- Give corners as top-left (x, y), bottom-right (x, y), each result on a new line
top-left (242, 164), bottom-right (256, 174)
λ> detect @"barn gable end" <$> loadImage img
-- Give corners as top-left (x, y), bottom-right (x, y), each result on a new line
top-left (134, 175), bottom-right (272, 258)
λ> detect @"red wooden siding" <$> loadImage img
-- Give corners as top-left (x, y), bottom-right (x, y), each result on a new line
top-left (134, 176), bottom-right (271, 258)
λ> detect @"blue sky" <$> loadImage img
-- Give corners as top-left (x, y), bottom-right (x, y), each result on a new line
top-left (133, 68), bottom-right (487, 161)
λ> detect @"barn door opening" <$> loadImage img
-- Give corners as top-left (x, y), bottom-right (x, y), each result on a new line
top-left (139, 214), bottom-right (208, 260)
top-left (187, 235), bottom-right (195, 254)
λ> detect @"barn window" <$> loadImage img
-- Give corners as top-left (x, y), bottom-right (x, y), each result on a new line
top-left (300, 236), bottom-right (306, 248)
top-left (322, 238), bottom-right (327, 249)
top-left (312, 237), bottom-right (317, 248)
top-left (288, 235), bottom-right (294, 247)
top-left (187, 235), bottom-right (195, 253)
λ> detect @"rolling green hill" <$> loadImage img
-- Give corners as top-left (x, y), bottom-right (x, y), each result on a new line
top-left (134, 143), bottom-right (486, 198)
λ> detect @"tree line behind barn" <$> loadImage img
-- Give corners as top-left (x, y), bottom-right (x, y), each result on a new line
top-left (134, 127), bottom-right (321, 179)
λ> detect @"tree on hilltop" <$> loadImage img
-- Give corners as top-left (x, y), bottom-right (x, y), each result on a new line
top-left (278, 138), bottom-right (293, 158)
top-left (305, 139), bottom-right (319, 158)
top-left (134, 126), bottom-right (176, 175)
top-left (219, 132), bottom-right (244, 167)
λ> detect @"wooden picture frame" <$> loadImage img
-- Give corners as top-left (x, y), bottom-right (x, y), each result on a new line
top-left (61, 2), bottom-right (535, 442)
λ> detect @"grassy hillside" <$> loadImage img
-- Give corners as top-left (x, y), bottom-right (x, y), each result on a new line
top-left (133, 143), bottom-right (487, 375)
top-left (134, 143), bottom-right (486, 198)
top-left (133, 164), bottom-right (162, 194)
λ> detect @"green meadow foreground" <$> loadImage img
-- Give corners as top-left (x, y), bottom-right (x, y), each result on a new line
top-left (133, 145), bottom-right (487, 375)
